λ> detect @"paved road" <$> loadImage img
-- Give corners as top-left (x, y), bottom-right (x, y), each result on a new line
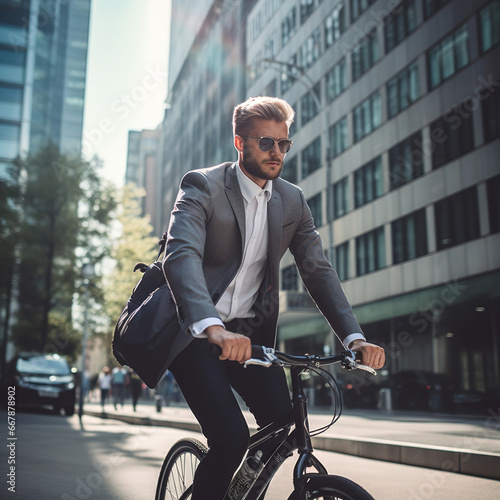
top-left (1, 408), bottom-right (499, 499)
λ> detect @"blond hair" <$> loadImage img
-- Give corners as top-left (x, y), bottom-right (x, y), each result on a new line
top-left (232, 96), bottom-right (295, 137)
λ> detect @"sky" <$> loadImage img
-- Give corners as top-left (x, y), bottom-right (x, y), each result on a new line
top-left (82, 0), bottom-right (171, 186)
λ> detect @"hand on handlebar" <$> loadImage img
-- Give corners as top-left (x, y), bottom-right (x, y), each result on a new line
top-left (205, 325), bottom-right (252, 364)
top-left (348, 339), bottom-right (385, 369)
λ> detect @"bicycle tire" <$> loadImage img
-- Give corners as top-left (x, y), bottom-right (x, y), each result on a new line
top-left (288, 474), bottom-right (375, 500)
top-left (155, 438), bottom-right (208, 500)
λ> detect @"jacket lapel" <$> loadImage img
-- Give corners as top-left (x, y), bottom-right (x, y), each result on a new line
top-left (225, 163), bottom-right (246, 247)
top-left (267, 187), bottom-right (283, 285)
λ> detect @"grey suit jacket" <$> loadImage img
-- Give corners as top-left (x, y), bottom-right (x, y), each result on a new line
top-left (162, 162), bottom-right (362, 367)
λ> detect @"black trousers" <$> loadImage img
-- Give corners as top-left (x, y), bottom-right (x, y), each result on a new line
top-left (169, 330), bottom-right (292, 500)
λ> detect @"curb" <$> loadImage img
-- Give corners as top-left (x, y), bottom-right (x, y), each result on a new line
top-left (84, 410), bottom-right (500, 481)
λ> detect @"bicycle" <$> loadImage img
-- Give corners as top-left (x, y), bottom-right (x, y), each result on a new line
top-left (155, 346), bottom-right (377, 500)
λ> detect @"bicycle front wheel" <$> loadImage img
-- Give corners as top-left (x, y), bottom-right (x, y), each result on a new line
top-left (290, 474), bottom-right (375, 500)
top-left (155, 438), bottom-right (208, 500)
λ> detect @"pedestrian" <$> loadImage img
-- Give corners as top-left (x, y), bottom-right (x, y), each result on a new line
top-left (112, 366), bottom-right (127, 409)
top-left (98, 366), bottom-right (112, 411)
top-left (162, 96), bottom-right (385, 499)
top-left (129, 369), bottom-right (143, 412)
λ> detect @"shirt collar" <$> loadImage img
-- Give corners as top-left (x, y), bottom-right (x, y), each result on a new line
top-left (236, 163), bottom-right (273, 204)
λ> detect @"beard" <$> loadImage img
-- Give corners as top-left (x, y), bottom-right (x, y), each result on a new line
top-left (241, 145), bottom-right (283, 181)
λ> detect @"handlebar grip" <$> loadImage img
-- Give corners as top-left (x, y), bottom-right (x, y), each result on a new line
top-left (251, 345), bottom-right (264, 359)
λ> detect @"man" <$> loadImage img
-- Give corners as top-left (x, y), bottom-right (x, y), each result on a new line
top-left (163, 96), bottom-right (385, 499)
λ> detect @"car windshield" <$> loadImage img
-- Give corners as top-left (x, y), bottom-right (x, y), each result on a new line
top-left (16, 355), bottom-right (70, 375)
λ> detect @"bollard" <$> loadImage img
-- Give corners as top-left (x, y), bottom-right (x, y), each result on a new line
top-left (155, 395), bottom-right (163, 413)
top-left (378, 388), bottom-right (392, 411)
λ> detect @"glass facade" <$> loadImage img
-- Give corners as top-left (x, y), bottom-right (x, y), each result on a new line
top-left (352, 29), bottom-right (380, 82)
top-left (0, 0), bottom-right (91, 164)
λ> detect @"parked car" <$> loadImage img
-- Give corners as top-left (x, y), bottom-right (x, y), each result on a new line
top-left (380, 370), bottom-right (455, 411)
top-left (5, 352), bottom-right (76, 416)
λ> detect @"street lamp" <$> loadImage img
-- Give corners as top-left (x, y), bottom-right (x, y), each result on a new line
top-left (78, 262), bottom-right (95, 427)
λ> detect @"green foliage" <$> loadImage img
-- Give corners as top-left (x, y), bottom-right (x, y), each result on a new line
top-left (11, 144), bottom-right (116, 358)
top-left (102, 184), bottom-right (158, 340)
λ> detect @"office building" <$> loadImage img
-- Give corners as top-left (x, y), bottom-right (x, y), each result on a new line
top-left (246, 0), bottom-right (500, 397)
top-left (0, 0), bottom-right (92, 178)
top-left (125, 127), bottom-right (161, 233)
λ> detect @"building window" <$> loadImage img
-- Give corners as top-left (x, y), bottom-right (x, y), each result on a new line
top-left (431, 100), bottom-right (475, 169)
top-left (0, 123), bottom-right (20, 159)
top-left (335, 241), bottom-right (350, 281)
top-left (307, 192), bottom-right (323, 227)
top-left (0, 48), bottom-right (25, 85)
top-left (300, 0), bottom-right (322, 24)
top-left (0, 86), bottom-right (23, 121)
top-left (487, 174), bottom-right (500, 233)
top-left (423, 0), bottom-right (451, 18)
top-left (479, 1), bottom-right (500, 53)
top-left (328, 176), bottom-right (349, 220)
top-left (325, 3), bottom-right (346, 48)
top-left (354, 156), bottom-right (383, 208)
top-left (281, 7), bottom-right (297, 47)
top-left (356, 227), bottom-right (386, 276)
top-left (388, 132), bottom-right (424, 189)
top-left (385, 0), bottom-right (418, 52)
top-left (326, 58), bottom-right (347, 102)
top-left (392, 209), bottom-right (428, 264)
top-left (481, 80), bottom-right (500, 143)
top-left (330, 116), bottom-right (349, 159)
top-left (298, 28), bottom-right (321, 70)
top-left (428, 24), bottom-right (469, 89)
top-left (301, 83), bottom-right (321, 126)
top-left (289, 102), bottom-right (298, 137)
top-left (350, 0), bottom-right (376, 22)
top-left (353, 92), bottom-right (382, 143)
top-left (301, 137), bottom-right (322, 178)
top-left (387, 60), bottom-right (420, 118)
top-left (435, 187), bottom-right (480, 250)
top-left (282, 264), bottom-right (298, 290)
top-left (352, 30), bottom-right (380, 82)
top-left (280, 54), bottom-right (298, 94)
top-left (282, 155), bottom-right (298, 184)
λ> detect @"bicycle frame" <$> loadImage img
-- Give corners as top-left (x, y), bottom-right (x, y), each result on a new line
top-left (231, 359), bottom-right (342, 500)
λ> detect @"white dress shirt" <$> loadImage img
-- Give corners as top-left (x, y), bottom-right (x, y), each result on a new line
top-left (190, 164), bottom-right (271, 336)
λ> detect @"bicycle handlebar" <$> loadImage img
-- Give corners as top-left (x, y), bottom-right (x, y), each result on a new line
top-left (245, 346), bottom-right (377, 376)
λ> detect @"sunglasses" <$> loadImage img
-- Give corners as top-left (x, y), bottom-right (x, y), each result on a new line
top-left (240, 136), bottom-right (293, 154)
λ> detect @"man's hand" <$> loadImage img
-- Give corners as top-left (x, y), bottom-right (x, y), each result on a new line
top-left (349, 339), bottom-right (385, 369)
top-left (205, 325), bottom-right (252, 364)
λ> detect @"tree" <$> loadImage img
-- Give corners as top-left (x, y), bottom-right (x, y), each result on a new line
top-left (11, 144), bottom-right (116, 360)
top-left (102, 184), bottom-right (158, 350)
top-left (0, 163), bottom-right (22, 373)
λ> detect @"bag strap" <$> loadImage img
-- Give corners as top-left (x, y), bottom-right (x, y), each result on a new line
top-left (133, 233), bottom-right (168, 274)
top-left (157, 232), bottom-right (168, 261)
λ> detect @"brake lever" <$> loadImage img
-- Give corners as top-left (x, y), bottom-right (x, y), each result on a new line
top-left (244, 347), bottom-right (278, 368)
top-left (342, 350), bottom-right (377, 376)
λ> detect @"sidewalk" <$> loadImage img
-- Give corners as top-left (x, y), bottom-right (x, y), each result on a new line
top-left (83, 400), bottom-right (500, 481)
